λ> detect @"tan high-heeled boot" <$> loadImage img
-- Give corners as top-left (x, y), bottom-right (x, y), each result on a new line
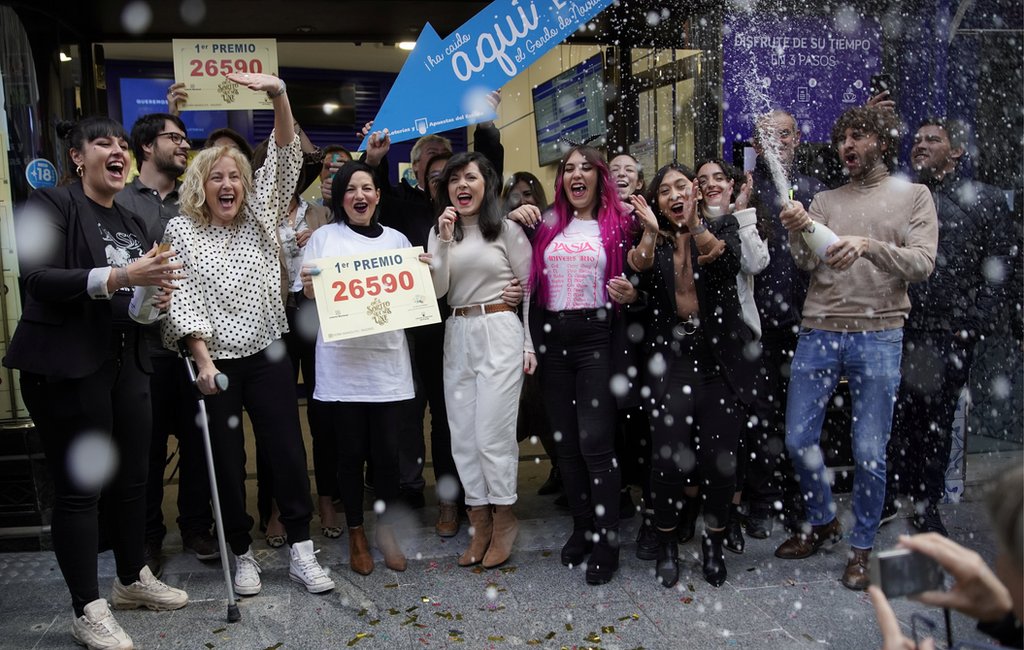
top-left (348, 526), bottom-right (374, 575)
top-left (458, 506), bottom-right (493, 567)
top-left (482, 505), bottom-right (519, 569)
top-left (375, 524), bottom-right (407, 572)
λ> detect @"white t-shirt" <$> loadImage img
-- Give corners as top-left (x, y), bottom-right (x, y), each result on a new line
top-left (541, 218), bottom-right (608, 311)
top-left (299, 222), bottom-right (415, 403)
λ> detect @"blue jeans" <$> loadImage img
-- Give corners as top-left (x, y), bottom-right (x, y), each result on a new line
top-left (785, 328), bottom-right (903, 550)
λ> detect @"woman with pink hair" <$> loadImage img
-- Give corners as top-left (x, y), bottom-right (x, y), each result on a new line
top-left (519, 145), bottom-right (639, 585)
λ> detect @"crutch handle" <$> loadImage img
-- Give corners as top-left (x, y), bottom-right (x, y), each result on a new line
top-left (178, 340), bottom-right (230, 393)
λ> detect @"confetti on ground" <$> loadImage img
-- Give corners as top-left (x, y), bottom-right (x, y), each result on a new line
top-left (545, 631), bottom-right (557, 640)
top-left (435, 611), bottom-right (454, 620)
top-left (421, 596), bottom-right (432, 603)
top-left (406, 605), bottom-right (419, 612)
top-left (541, 551), bottom-right (552, 557)
top-left (499, 566), bottom-right (517, 574)
top-left (204, 644), bottom-right (214, 649)
top-left (681, 596), bottom-right (693, 604)
top-left (565, 623), bottom-right (573, 631)
top-left (263, 644), bottom-right (283, 650)
top-left (388, 608), bottom-right (400, 616)
top-left (527, 640), bottom-right (542, 646)
top-left (785, 578), bottom-right (797, 586)
top-left (369, 619), bottom-right (381, 626)
top-left (346, 632), bottom-right (373, 647)
top-left (384, 583), bottom-right (399, 588)
top-left (601, 625), bottom-right (616, 633)
top-left (487, 635), bottom-right (506, 642)
top-left (687, 584), bottom-right (696, 592)
top-left (471, 566), bottom-right (485, 574)
top-left (618, 614), bottom-right (640, 621)
top-left (357, 608), bottom-right (368, 617)
top-left (211, 628), bottom-right (226, 634)
top-left (401, 615), bottom-right (420, 626)
top-left (585, 632), bottom-right (602, 642)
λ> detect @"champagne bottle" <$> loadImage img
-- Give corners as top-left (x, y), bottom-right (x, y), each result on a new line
top-left (128, 243), bottom-right (170, 324)
top-left (802, 221), bottom-right (840, 261)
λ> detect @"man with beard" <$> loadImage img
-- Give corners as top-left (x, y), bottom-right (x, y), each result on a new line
top-left (774, 106), bottom-right (938, 590)
top-left (883, 118), bottom-right (1016, 535)
top-left (115, 113), bottom-right (218, 576)
top-left (743, 110), bottom-right (828, 540)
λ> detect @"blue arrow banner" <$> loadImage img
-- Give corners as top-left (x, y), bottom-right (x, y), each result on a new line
top-left (359, 0), bottom-right (616, 150)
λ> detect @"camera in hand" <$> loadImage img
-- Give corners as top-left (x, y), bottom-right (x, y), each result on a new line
top-left (869, 548), bottom-right (944, 598)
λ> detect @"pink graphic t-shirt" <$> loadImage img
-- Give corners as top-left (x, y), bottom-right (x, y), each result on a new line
top-left (542, 218), bottom-right (607, 311)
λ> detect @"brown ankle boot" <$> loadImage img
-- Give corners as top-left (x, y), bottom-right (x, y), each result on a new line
top-left (841, 547), bottom-right (871, 590)
top-left (458, 506), bottom-right (493, 567)
top-left (348, 526), bottom-right (374, 575)
top-left (436, 502), bottom-right (460, 538)
top-left (482, 505), bottom-right (519, 569)
top-left (375, 524), bottom-right (407, 572)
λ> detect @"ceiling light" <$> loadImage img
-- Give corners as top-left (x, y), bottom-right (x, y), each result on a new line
top-left (397, 41), bottom-right (416, 51)
top-left (60, 51), bottom-right (72, 62)
top-left (322, 102), bottom-right (340, 115)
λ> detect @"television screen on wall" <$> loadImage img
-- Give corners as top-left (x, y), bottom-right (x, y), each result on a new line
top-left (119, 77), bottom-right (228, 140)
top-left (532, 54), bottom-right (607, 166)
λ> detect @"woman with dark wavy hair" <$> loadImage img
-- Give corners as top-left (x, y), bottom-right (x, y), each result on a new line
top-left (629, 162), bottom-right (759, 588)
top-left (425, 151), bottom-right (534, 570)
top-left (520, 145), bottom-right (638, 586)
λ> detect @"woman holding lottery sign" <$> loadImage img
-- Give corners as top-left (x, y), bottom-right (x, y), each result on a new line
top-left (425, 151), bottom-right (534, 570)
top-left (161, 72), bottom-right (334, 598)
top-left (298, 160), bottom-right (417, 576)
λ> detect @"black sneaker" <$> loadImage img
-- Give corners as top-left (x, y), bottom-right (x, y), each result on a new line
top-left (144, 540), bottom-right (163, 579)
top-left (912, 502), bottom-right (948, 536)
top-left (182, 530), bottom-right (221, 561)
top-left (635, 516), bottom-right (658, 561)
top-left (744, 504), bottom-right (774, 539)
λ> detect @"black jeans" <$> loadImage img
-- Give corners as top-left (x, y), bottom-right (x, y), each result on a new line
top-left (646, 333), bottom-right (743, 530)
top-left (146, 354), bottom-right (213, 542)
top-left (539, 310), bottom-right (620, 533)
top-left (319, 400), bottom-right (408, 528)
top-left (745, 326), bottom-right (804, 520)
top-left (887, 330), bottom-right (972, 504)
top-left (22, 329), bottom-right (150, 617)
top-left (202, 346), bottom-right (313, 555)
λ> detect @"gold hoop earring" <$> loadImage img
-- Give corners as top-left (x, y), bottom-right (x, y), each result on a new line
top-left (76, 165), bottom-right (83, 177)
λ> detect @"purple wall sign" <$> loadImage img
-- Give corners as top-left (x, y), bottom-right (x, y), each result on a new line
top-left (722, 14), bottom-right (882, 147)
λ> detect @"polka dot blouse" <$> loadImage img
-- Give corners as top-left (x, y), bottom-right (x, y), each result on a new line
top-left (161, 133), bottom-right (301, 360)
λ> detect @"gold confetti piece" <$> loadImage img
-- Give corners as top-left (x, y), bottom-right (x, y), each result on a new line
top-left (388, 608), bottom-right (400, 616)
top-left (585, 632), bottom-right (602, 643)
top-left (211, 628), bottom-right (226, 634)
top-left (687, 583), bottom-right (696, 592)
top-left (435, 611), bottom-right (454, 620)
top-left (400, 615), bottom-right (419, 626)
top-left (204, 644), bottom-right (214, 649)
top-left (263, 644), bottom-right (283, 650)
top-left (565, 623), bottom-right (573, 631)
top-left (487, 636), bottom-right (505, 642)
top-left (415, 623), bottom-right (428, 629)
top-left (406, 606), bottom-right (419, 612)
top-left (499, 566), bottom-right (517, 574)
top-left (602, 626), bottom-right (616, 633)
top-left (541, 550), bottom-right (552, 557)
top-left (527, 641), bottom-right (542, 646)
top-left (357, 608), bottom-right (368, 617)
top-left (471, 566), bottom-right (485, 574)
top-left (369, 620), bottom-right (380, 626)
top-left (384, 583), bottom-right (399, 588)
top-left (421, 596), bottom-right (432, 603)
top-left (346, 632), bottom-right (373, 647)
top-left (545, 631), bottom-right (557, 640)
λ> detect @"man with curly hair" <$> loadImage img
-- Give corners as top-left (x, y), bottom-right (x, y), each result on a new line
top-left (771, 106), bottom-right (939, 590)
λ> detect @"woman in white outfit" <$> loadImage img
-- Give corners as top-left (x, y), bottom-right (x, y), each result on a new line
top-left (426, 151), bottom-right (534, 569)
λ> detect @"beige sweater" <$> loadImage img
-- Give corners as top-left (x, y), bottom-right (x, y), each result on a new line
top-left (791, 162), bottom-right (938, 332)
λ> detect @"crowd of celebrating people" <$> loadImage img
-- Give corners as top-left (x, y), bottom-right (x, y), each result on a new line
top-left (3, 70), bottom-right (1020, 650)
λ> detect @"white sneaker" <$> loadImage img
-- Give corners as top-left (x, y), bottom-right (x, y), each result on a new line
top-left (71, 598), bottom-right (133, 649)
top-left (111, 565), bottom-right (188, 611)
top-left (233, 548), bottom-right (262, 596)
top-left (289, 539), bottom-right (335, 594)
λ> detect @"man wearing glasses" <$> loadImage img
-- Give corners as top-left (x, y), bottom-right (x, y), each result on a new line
top-left (115, 113), bottom-right (219, 577)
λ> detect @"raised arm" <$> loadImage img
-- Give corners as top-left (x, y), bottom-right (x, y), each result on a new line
top-left (225, 72), bottom-right (294, 147)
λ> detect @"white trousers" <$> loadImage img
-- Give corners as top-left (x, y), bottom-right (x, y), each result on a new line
top-left (443, 310), bottom-right (524, 506)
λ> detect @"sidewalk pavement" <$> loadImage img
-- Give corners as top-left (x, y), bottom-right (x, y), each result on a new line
top-left (0, 451), bottom-right (1018, 649)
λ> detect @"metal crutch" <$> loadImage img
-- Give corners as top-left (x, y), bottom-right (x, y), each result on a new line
top-left (179, 343), bottom-right (240, 623)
